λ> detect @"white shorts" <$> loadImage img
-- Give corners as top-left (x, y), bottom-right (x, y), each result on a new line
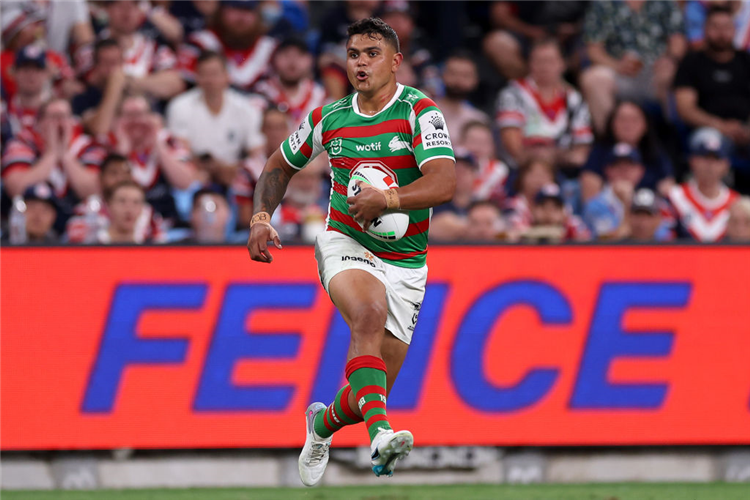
top-left (314, 231), bottom-right (428, 344)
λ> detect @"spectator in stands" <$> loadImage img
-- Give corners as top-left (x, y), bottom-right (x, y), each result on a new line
top-left (1, 45), bottom-right (51, 141)
top-left (73, 39), bottom-right (126, 137)
top-left (429, 148), bottom-right (479, 242)
top-left (22, 182), bottom-right (59, 243)
top-left (187, 187), bottom-right (233, 243)
top-left (580, 0), bottom-right (687, 133)
top-left (482, 1), bottom-right (588, 81)
top-left (167, 50), bottom-right (264, 185)
top-left (380, 1), bottom-right (435, 90)
top-left (465, 201), bottom-right (505, 242)
top-left (109, 94), bottom-right (197, 221)
top-left (583, 143), bottom-right (650, 240)
top-left (625, 188), bottom-right (671, 242)
top-left (496, 39), bottom-right (593, 170)
top-left (317, 0), bottom-right (380, 100)
top-left (726, 196), bottom-right (750, 242)
top-left (461, 121), bottom-right (509, 204)
top-left (517, 183), bottom-right (589, 243)
top-left (253, 37), bottom-right (327, 124)
top-left (1, 5), bottom-right (76, 99)
top-left (684, 0), bottom-right (750, 52)
top-left (674, 6), bottom-right (750, 149)
top-left (169, 0), bottom-right (219, 37)
top-left (98, 180), bottom-right (148, 244)
top-left (272, 162), bottom-right (327, 244)
top-left (2, 98), bottom-right (104, 212)
top-left (667, 127), bottom-right (739, 242)
top-left (65, 153), bottom-right (166, 244)
top-left (97, 0), bottom-right (184, 100)
top-left (504, 156), bottom-right (556, 235)
top-left (580, 100), bottom-right (675, 202)
top-left (179, 0), bottom-right (277, 92)
top-left (435, 51), bottom-right (490, 144)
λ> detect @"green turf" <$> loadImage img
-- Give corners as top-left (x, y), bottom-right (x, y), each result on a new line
top-left (4, 483), bottom-right (750, 500)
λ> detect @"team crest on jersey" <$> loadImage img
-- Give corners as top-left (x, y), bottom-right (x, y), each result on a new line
top-left (329, 137), bottom-right (343, 155)
top-left (389, 135), bottom-right (412, 153)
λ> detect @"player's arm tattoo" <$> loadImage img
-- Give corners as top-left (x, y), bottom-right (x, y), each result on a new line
top-left (253, 160), bottom-right (293, 215)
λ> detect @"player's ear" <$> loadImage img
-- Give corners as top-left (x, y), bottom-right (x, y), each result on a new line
top-left (391, 51), bottom-right (403, 74)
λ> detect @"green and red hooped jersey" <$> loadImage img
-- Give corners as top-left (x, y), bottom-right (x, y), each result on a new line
top-left (280, 84), bottom-right (455, 268)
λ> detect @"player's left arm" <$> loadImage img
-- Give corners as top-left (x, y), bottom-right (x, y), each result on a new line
top-left (348, 158), bottom-right (455, 227)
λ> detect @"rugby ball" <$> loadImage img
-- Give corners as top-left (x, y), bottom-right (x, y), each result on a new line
top-left (347, 164), bottom-right (409, 241)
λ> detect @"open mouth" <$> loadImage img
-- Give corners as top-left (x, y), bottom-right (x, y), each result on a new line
top-left (356, 71), bottom-right (368, 81)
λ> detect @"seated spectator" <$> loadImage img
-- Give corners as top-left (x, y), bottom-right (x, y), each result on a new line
top-left (272, 163), bottom-right (327, 244)
top-left (667, 127), bottom-right (739, 242)
top-left (580, 0), bottom-right (686, 133)
top-left (496, 39), bottom-right (592, 170)
top-left (179, 0), bottom-right (277, 92)
top-left (583, 143), bottom-right (647, 240)
top-left (381, 1), bottom-right (435, 90)
top-left (726, 196), bottom-right (750, 242)
top-left (435, 51), bottom-right (490, 144)
top-left (2, 98), bottom-right (104, 215)
top-left (253, 37), bottom-right (327, 125)
top-left (317, 0), bottom-right (380, 100)
top-left (504, 156), bottom-right (556, 233)
top-left (169, 0), bottom-right (219, 37)
top-left (167, 50), bottom-right (264, 182)
top-left (684, 0), bottom-right (750, 52)
top-left (22, 182), bottom-right (59, 244)
top-left (1, 5), bottom-right (76, 99)
top-left (674, 6), bottom-right (750, 149)
top-left (1, 45), bottom-right (51, 141)
top-left (73, 39), bottom-right (126, 137)
top-left (461, 121), bottom-right (509, 204)
top-left (516, 183), bottom-right (589, 243)
top-left (97, 180), bottom-right (148, 244)
top-left (108, 94), bottom-right (198, 221)
top-left (94, 0), bottom-right (184, 100)
top-left (580, 100), bottom-right (675, 202)
top-left (429, 149), bottom-right (479, 242)
top-left (482, 1), bottom-right (588, 80)
top-left (625, 188), bottom-right (672, 242)
top-left (65, 153), bottom-right (166, 244)
top-left (184, 187), bottom-right (233, 243)
top-left (465, 201), bottom-right (505, 242)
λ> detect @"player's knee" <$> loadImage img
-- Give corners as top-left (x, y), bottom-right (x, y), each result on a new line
top-left (349, 301), bottom-right (388, 338)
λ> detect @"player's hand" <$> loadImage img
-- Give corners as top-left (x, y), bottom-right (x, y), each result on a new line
top-left (347, 182), bottom-right (388, 231)
top-left (247, 214), bottom-right (282, 263)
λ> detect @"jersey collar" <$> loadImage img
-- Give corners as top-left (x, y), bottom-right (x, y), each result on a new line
top-left (352, 83), bottom-right (404, 118)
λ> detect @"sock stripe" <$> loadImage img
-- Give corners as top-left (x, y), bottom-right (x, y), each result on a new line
top-left (322, 410), bottom-right (337, 432)
top-left (345, 355), bottom-right (387, 379)
top-left (361, 399), bottom-right (386, 416)
top-left (365, 413), bottom-right (388, 427)
top-left (339, 385), bottom-right (363, 422)
top-left (355, 385), bottom-right (386, 402)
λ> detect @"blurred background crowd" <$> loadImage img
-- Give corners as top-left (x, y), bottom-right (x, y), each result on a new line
top-left (2, 0), bottom-right (750, 245)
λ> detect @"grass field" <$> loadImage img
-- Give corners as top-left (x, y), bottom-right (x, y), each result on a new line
top-left (5, 483), bottom-right (750, 500)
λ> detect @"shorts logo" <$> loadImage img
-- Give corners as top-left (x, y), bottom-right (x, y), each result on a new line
top-left (341, 255), bottom-right (376, 268)
top-left (329, 137), bottom-right (342, 156)
top-left (364, 251), bottom-right (375, 262)
top-left (409, 302), bottom-right (421, 331)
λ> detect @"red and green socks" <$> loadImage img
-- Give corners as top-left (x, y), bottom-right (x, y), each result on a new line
top-left (313, 355), bottom-right (392, 443)
top-left (313, 384), bottom-right (363, 439)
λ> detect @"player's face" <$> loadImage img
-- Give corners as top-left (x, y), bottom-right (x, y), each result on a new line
top-left (346, 34), bottom-right (401, 95)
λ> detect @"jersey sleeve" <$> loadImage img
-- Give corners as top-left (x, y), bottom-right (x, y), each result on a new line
top-left (411, 98), bottom-right (455, 169)
top-left (279, 108), bottom-right (325, 170)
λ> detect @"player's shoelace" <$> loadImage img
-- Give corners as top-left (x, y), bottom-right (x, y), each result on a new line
top-left (307, 442), bottom-right (330, 465)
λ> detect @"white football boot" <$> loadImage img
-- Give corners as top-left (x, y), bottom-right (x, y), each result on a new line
top-left (370, 427), bottom-right (414, 477)
top-left (298, 402), bottom-right (332, 486)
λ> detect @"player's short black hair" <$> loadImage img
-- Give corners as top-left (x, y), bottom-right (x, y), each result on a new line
top-left (93, 38), bottom-right (120, 63)
top-left (197, 50), bottom-right (227, 68)
top-left (347, 17), bottom-right (400, 53)
top-left (100, 153), bottom-right (129, 175)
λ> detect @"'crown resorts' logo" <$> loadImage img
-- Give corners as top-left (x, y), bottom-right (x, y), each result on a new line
top-left (430, 114), bottom-right (445, 130)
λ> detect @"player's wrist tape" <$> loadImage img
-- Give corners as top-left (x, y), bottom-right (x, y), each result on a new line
top-left (250, 212), bottom-right (272, 226)
top-left (382, 189), bottom-right (400, 210)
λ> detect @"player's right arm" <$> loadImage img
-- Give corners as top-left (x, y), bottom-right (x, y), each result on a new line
top-left (247, 107), bottom-right (325, 263)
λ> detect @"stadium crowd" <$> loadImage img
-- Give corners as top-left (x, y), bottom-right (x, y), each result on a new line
top-left (2, 0), bottom-right (750, 245)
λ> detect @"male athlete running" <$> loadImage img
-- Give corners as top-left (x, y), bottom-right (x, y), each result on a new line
top-left (247, 17), bottom-right (456, 485)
